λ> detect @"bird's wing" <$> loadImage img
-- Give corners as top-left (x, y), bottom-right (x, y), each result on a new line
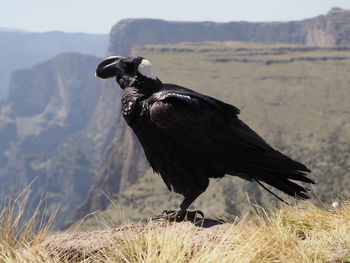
top-left (148, 94), bottom-right (215, 153)
top-left (160, 83), bottom-right (240, 120)
top-left (147, 89), bottom-right (269, 153)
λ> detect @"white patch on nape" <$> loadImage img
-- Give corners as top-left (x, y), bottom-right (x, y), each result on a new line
top-left (138, 59), bottom-right (157, 80)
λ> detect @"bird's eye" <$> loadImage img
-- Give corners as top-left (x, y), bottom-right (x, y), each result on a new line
top-left (123, 61), bottom-right (135, 74)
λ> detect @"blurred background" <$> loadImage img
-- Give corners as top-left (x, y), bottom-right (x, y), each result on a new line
top-left (0, 0), bottom-right (349, 229)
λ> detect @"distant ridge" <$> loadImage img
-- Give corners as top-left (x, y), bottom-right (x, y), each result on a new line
top-left (0, 30), bottom-right (108, 98)
top-left (0, 28), bottom-right (26, 32)
top-left (109, 8), bottom-right (350, 55)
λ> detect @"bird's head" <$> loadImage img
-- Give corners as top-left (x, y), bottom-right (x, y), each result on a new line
top-left (95, 56), bottom-right (160, 90)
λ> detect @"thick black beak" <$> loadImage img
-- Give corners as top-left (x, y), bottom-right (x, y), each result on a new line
top-left (95, 56), bottom-right (125, 79)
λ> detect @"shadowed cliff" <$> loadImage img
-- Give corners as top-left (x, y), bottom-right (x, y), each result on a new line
top-left (0, 53), bottom-right (106, 227)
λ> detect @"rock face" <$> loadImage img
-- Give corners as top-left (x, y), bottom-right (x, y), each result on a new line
top-left (0, 53), bottom-right (108, 227)
top-left (109, 8), bottom-right (350, 56)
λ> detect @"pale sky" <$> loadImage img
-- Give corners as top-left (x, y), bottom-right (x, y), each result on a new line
top-left (1, 0), bottom-right (350, 34)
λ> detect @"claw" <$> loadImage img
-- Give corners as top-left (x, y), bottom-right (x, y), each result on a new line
top-left (150, 210), bottom-right (176, 221)
top-left (185, 210), bottom-right (204, 222)
top-left (151, 210), bottom-right (205, 223)
top-left (162, 210), bottom-right (176, 216)
top-left (163, 210), bottom-right (186, 222)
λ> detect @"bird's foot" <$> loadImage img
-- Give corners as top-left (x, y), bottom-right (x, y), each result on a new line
top-left (151, 209), bottom-right (204, 222)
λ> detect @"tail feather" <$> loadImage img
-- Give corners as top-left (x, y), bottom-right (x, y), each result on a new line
top-left (256, 150), bottom-right (311, 173)
top-left (284, 173), bottom-right (314, 184)
top-left (258, 173), bottom-right (311, 199)
top-left (230, 148), bottom-right (314, 200)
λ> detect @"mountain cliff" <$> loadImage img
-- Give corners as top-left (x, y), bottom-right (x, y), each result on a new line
top-left (2, 8), bottom-right (350, 227)
top-left (109, 8), bottom-right (350, 56)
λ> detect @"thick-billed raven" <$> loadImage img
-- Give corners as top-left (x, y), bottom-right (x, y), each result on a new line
top-left (96, 56), bottom-right (314, 221)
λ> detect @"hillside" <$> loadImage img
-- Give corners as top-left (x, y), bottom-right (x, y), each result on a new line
top-left (0, 30), bottom-right (108, 98)
top-left (109, 7), bottom-right (350, 55)
top-left (77, 41), bottom-right (350, 226)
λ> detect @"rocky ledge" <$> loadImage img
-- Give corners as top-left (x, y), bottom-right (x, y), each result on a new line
top-left (42, 218), bottom-right (226, 260)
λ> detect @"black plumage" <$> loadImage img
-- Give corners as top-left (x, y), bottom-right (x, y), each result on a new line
top-left (96, 55), bottom-right (314, 219)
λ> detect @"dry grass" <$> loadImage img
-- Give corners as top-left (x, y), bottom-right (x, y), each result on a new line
top-left (2, 197), bottom-right (350, 262)
top-left (100, 201), bottom-right (350, 263)
top-left (0, 192), bottom-right (58, 263)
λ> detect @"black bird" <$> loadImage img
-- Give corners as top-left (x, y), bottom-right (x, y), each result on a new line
top-left (96, 56), bottom-right (314, 221)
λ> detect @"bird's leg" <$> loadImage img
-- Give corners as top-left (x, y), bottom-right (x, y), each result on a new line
top-left (154, 192), bottom-right (205, 222)
top-left (177, 192), bottom-right (205, 221)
